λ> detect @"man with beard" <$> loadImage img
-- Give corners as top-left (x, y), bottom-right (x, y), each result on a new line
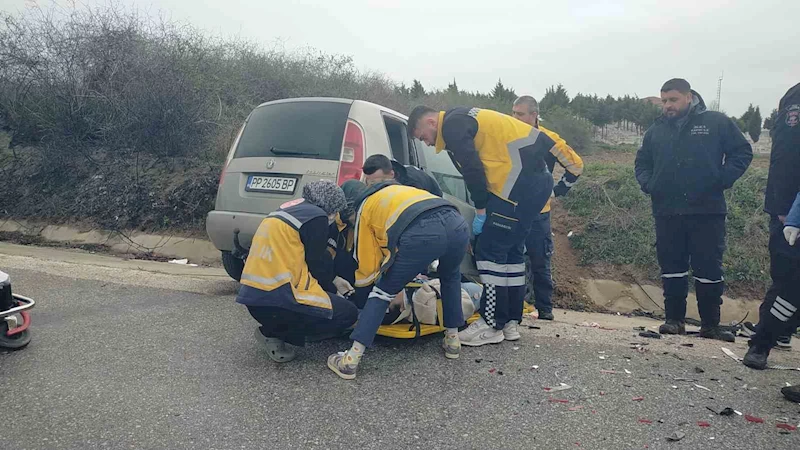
top-left (634, 78), bottom-right (752, 342)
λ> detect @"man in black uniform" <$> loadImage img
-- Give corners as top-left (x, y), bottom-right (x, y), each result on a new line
top-left (743, 84), bottom-right (800, 402)
top-left (362, 154), bottom-right (443, 197)
top-left (635, 78), bottom-right (753, 342)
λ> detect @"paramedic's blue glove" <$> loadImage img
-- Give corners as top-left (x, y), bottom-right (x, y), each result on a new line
top-left (472, 212), bottom-right (486, 236)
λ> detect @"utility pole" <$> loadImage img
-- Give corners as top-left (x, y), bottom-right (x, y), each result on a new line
top-left (715, 72), bottom-right (724, 112)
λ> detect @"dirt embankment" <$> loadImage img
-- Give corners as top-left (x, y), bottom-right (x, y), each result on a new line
top-left (0, 146), bottom-right (220, 236)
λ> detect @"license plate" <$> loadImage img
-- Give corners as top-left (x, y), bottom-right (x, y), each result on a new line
top-left (246, 175), bottom-right (297, 194)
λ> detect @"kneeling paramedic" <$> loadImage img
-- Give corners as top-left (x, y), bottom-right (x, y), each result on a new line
top-left (409, 105), bottom-right (555, 347)
top-left (327, 181), bottom-right (470, 380)
top-left (236, 181), bottom-right (358, 363)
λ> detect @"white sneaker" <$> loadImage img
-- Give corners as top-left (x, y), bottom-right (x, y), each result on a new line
top-left (458, 317), bottom-right (504, 347)
top-left (503, 320), bottom-right (521, 341)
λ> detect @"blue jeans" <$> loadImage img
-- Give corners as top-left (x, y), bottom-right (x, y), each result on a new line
top-left (350, 208), bottom-right (470, 347)
top-left (525, 212), bottom-right (554, 312)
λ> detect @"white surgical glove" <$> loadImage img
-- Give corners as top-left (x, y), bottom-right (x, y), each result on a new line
top-left (332, 276), bottom-right (355, 296)
top-left (784, 226), bottom-right (800, 246)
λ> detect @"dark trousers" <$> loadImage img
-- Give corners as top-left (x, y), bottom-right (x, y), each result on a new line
top-left (655, 214), bottom-right (726, 327)
top-left (751, 217), bottom-right (800, 348)
top-left (350, 208), bottom-right (470, 347)
top-left (757, 283), bottom-right (797, 342)
top-left (525, 211), bottom-right (554, 313)
top-left (477, 172), bottom-right (553, 330)
top-left (247, 293), bottom-right (358, 347)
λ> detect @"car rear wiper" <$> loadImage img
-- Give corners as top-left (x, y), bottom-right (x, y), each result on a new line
top-left (270, 147), bottom-right (320, 156)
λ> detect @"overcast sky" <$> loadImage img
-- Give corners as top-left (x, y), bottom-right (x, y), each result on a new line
top-left (2, 0), bottom-right (798, 116)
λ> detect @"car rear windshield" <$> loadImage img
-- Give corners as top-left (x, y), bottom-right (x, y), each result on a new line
top-left (233, 101), bottom-right (351, 160)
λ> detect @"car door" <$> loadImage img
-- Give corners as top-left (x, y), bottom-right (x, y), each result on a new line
top-left (411, 139), bottom-right (478, 278)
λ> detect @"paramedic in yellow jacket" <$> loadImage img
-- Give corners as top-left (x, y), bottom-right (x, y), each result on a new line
top-left (327, 180), bottom-right (470, 380)
top-left (512, 95), bottom-right (584, 321)
top-left (408, 105), bottom-right (555, 347)
top-left (236, 181), bottom-right (358, 363)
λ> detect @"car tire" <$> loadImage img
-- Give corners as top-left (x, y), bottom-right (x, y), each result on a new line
top-left (221, 251), bottom-right (244, 282)
top-left (0, 321), bottom-right (31, 350)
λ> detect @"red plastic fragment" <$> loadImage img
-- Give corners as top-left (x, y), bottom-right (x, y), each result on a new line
top-left (697, 421), bottom-right (711, 427)
top-left (488, 368), bottom-right (497, 374)
top-left (776, 423), bottom-right (796, 431)
top-left (638, 419), bottom-right (653, 424)
top-left (745, 415), bottom-right (764, 424)
top-left (568, 406), bottom-right (584, 411)
top-left (632, 396), bottom-right (645, 401)
top-left (549, 398), bottom-right (570, 404)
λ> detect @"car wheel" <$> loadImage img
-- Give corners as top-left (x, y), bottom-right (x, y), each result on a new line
top-left (0, 321), bottom-right (31, 350)
top-left (221, 251), bottom-right (244, 282)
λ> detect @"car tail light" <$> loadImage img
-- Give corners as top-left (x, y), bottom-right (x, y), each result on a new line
top-left (337, 120), bottom-right (364, 186)
top-left (218, 163), bottom-right (227, 186)
top-left (219, 124), bottom-right (246, 187)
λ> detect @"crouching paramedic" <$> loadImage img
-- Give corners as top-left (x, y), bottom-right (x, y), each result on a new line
top-left (408, 105), bottom-right (555, 347)
top-left (327, 181), bottom-right (470, 380)
top-left (236, 181), bottom-right (358, 363)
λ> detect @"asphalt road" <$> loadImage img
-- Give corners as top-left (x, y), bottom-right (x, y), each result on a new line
top-left (1, 245), bottom-right (799, 449)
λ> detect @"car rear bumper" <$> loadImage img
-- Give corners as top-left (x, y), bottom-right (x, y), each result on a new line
top-left (206, 210), bottom-right (267, 252)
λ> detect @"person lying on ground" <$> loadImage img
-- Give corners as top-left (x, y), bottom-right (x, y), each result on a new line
top-left (327, 180), bottom-right (469, 380)
top-left (235, 181), bottom-right (358, 363)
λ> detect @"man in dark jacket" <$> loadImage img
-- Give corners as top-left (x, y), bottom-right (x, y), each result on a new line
top-left (743, 83), bottom-right (800, 383)
top-left (362, 154), bottom-right (443, 197)
top-left (635, 78), bottom-right (753, 342)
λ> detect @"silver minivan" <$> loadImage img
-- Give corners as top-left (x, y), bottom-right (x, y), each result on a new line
top-left (206, 97), bottom-right (477, 281)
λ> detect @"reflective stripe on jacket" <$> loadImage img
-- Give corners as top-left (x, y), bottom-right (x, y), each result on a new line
top-left (236, 199), bottom-right (333, 318)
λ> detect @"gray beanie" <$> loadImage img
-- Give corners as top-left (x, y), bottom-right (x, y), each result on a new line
top-left (302, 181), bottom-right (347, 215)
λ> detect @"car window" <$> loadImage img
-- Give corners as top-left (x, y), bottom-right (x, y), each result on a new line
top-left (234, 101), bottom-right (350, 161)
top-left (383, 116), bottom-right (410, 165)
top-left (414, 139), bottom-right (471, 205)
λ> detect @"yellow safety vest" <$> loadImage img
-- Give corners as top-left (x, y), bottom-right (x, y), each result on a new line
top-left (353, 183), bottom-right (453, 287)
top-left (435, 108), bottom-right (551, 204)
top-left (236, 199), bottom-right (332, 317)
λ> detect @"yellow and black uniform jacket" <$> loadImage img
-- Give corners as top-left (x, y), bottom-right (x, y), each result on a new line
top-left (539, 125), bottom-right (584, 213)
top-left (235, 199), bottom-right (335, 318)
top-left (352, 182), bottom-right (455, 287)
top-left (434, 107), bottom-right (556, 209)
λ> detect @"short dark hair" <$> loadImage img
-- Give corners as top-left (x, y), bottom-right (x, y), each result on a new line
top-left (661, 78), bottom-right (691, 94)
top-left (407, 105), bottom-right (437, 133)
top-left (362, 154), bottom-right (393, 175)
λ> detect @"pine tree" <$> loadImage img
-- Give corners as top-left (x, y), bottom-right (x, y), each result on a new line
top-left (410, 79), bottom-right (426, 98)
top-left (763, 108), bottom-right (778, 129)
top-left (447, 79), bottom-right (458, 94)
top-left (540, 84), bottom-right (570, 112)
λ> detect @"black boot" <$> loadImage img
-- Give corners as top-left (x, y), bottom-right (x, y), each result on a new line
top-left (743, 344), bottom-right (770, 370)
top-left (781, 385), bottom-right (800, 403)
top-left (659, 320), bottom-right (686, 335)
top-left (699, 326), bottom-right (736, 342)
top-left (538, 310), bottom-right (554, 321)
